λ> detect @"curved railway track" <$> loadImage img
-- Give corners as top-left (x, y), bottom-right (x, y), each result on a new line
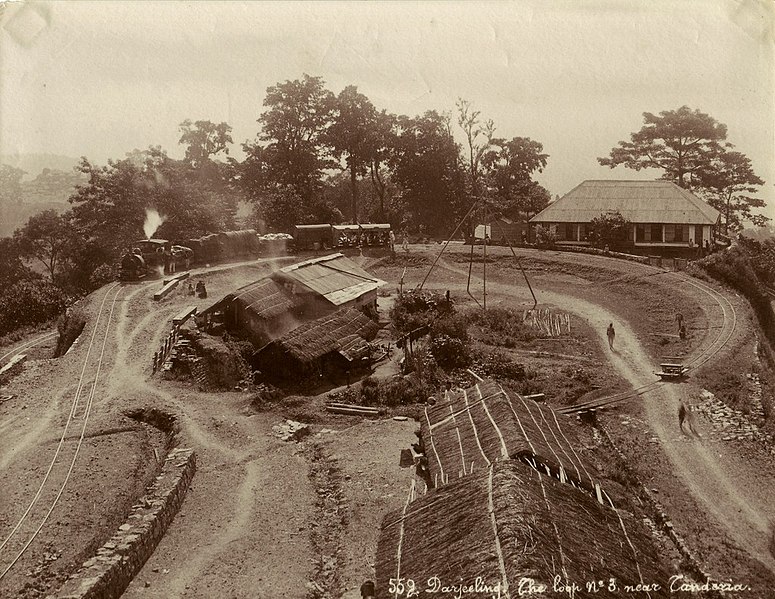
top-left (0, 283), bottom-right (123, 584)
top-left (560, 272), bottom-right (738, 414)
top-left (0, 332), bottom-right (58, 365)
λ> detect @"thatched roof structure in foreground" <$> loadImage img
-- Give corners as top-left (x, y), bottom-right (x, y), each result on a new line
top-left (421, 379), bottom-right (599, 491)
top-left (376, 460), bottom-right (673, 598)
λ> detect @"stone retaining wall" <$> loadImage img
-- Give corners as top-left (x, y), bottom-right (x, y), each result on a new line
top-left (53, 447), bottom-right (196, 599)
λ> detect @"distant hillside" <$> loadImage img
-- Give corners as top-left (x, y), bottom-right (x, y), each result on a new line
top-left (1, 153), bottom-right (81, 180)
top-left (0, 164), bottom-right (86, 237)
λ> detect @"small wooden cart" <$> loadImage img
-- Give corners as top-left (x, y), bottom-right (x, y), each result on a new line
top-left (656, 357), bottom-right (689, 380)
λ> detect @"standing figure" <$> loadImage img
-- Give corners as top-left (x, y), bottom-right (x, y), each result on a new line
top-left (679, 401), bottom-right (700, 437)
top-left (676, 312), bottom-right (684, 333)
top-left (606, 322), bottom-right (616, 349)
top-left (388, 229), bottom-right (396, 253)
top-left (402, 233), bottom-right (409, 253)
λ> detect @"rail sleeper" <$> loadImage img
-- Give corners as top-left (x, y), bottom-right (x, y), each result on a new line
top-left (51, 448), bottom-right (196, 599)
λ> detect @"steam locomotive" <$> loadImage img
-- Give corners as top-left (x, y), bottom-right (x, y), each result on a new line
top-left (118, 229), bottom-right (287, 281)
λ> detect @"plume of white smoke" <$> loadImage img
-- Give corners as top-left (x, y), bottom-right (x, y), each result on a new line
top-left (143, 208), bottom-right (166, 239)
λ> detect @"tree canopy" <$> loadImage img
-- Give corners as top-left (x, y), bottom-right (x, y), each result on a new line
top-left (695, 149), bottom-right (768, 232)
top-left (598, 106), bottom-right (727, 188)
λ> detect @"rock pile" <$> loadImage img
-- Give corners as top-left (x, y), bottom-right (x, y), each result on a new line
top-left (272, 419), bottom-right (311, 442)
top-left (696, 380), bottom-right (774, 453)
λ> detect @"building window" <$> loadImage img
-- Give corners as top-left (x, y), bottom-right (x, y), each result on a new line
top-left (665, 224), bottom-right (675, 242)
top-left (651, 224), bottom-right (663, 242)
top-left (636, 224), bottom-right (650, 242)
top-left (675, 225), bottom-right (688, 242)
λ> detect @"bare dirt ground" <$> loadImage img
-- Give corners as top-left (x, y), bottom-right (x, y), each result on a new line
top-left (1, 246), bottom-right (774, 598)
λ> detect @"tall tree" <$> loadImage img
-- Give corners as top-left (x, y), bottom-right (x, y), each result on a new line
top-left (14, 209), bottom-right (76, 282)
top-left (696, 149), bottom-right (768, 233)
top-left (456, 99), bottom-right (495, 195)
top-left (178, 120), bottom-right (233, 168)
top-left (326, 85), bottom-right (378, 223)
top-left (0, 238), bottom-right (36, 289)
top-left (368, 110), bottom-right (397, 221)
top-left (258, 74), bottom-right (335, 205)
top-left (598, 106), bottom-right (727, 188)
top-left (482, 136), bottom-right (549, 219)
top-left (390, 111), bottom-right (466, 235)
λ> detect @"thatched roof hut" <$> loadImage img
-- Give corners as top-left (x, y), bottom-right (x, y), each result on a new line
top-left (376, 460), bottom-right (673, 598)
top-left (253, 308), bottom-right (379, 379)
top-left (421, 379), bottom-right (599, 491)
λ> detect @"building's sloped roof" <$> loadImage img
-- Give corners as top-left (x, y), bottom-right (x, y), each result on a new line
top-left (421, 379), bottom-right (599, 491)
top-left (232, 278), bottom-right (300, 321)
top-left (375, 460), bottom-right (673, 598)
top-left (275, 253), bottom-right (386, 306)
top-left (260, 308), bottom-right (379, 364)
top-left (530, 180), bottom-right (720, 224)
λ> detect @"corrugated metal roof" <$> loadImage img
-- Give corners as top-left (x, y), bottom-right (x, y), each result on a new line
top-left (530, 180), bottom-right (720, 224)
top-left (276, 253), bottom-right (386, 306)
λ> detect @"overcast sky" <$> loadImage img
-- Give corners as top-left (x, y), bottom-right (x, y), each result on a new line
top-left (2, 1), bottom-right (773, 217)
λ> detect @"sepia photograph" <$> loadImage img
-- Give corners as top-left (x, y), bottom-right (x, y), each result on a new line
top-left (1, 1), bottom-right (774, 597)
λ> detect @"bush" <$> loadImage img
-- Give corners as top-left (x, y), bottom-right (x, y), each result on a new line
top-left (377, 374), bottom-right (437, 407)
top-left (470, 349), bottom-right (533, 382)
top-left (464, 307), bottom-right (536, 345)
top-left (90, 263), bottom-right (117, 288)
top-left (429, 334), bottom-right (471, 368)
top-left (430, 313), bottom-right (469, 342)
top-left (0, 280), bottom-right (69, 336)
top-left (390, 289), bottom-right (454, 334)
top-left (697, 245), bottom-right (775, 352)
top-left (360, 376), bottom-right (380, 405)
top-left (587, 210), bottom-right (631, 249)
top-left (534, 225), bottom-right (557, 248)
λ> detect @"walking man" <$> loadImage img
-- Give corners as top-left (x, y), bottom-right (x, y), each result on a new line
top-left (679, 401), bottom-right (701, 437)
top-left (606, 322), bottom-right (616, 350)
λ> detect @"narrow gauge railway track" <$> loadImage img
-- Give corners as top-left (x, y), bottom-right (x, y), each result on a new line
top-left (0, 332), bottom-right (58, 365)
top-left (0, 283), bottom-right (124, 584)
top-left (560, 273), bottom-right (737, 415)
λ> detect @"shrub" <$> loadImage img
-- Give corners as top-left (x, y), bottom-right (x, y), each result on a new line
top-left (464, 307), bottom-right (536, 345)
top-left (360, 376), bottom-right (380, 405)
top-left (429, 334), bottom-right (471, 368)
top-left (0, 280), bottom-right (69, 336)
top-left (377, 374), bottom-right (437, 407)
top-left (697, 245), bottom-right (775, 352)
top-left (587, 211), bottom-right (631, 249)
top-left (90, 263), bottom-right (117, 288)
top-left (534, 225), bottom-right (557, 248)
top-left (470, 349), bottom-right (533, 382)
top-left (390, 289), bottom-right (454, 334)
top-left (430, 313), bottom-right (469, 342)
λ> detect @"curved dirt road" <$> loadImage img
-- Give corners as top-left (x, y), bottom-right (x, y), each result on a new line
top-left (436, 255), bottom-right (775, 576)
